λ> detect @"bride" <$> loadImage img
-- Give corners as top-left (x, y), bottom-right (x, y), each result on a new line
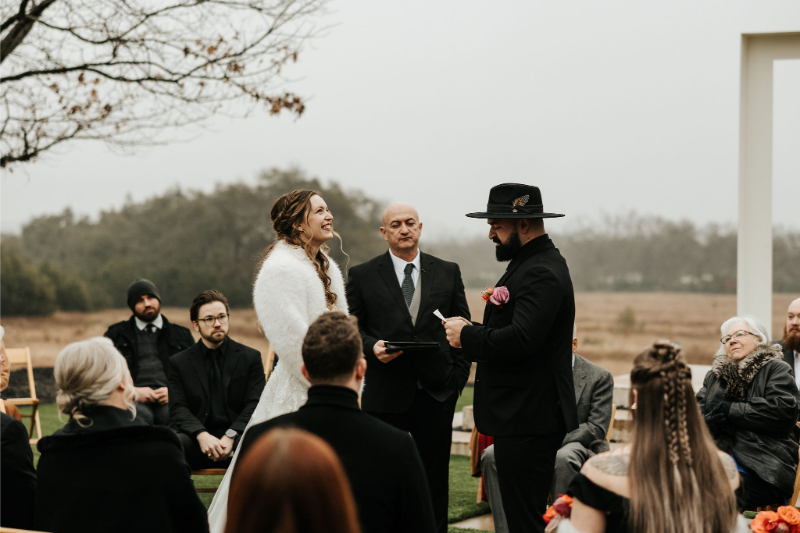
top-left (207, 189), bottom-right (348, 532)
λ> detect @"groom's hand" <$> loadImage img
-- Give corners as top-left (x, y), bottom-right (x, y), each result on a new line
top-left (444, 317), bottom-right (470, 348)
top-left (374, 340), bottom-right (402, 363)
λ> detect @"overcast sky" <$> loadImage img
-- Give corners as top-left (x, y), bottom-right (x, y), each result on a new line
top-left (2, 0), bottom-right (799, 239)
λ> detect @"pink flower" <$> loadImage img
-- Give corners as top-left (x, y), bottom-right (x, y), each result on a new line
top-left (489, 286), bottom-right (510, 307)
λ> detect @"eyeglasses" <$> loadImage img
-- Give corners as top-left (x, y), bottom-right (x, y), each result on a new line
top-left (197, 314), bottom-right (229, 326)
top-left (720, 330), bottom-right (756, 345)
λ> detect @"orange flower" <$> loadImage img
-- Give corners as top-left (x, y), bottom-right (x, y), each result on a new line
top-left (481, 287), bottom-right (494, 303)
top-left (750, 511), bottom-right (781, 533)
top-left (778, 507), bottom-right (800, 526)
top-left (543, 506), bottom-right (558, 525)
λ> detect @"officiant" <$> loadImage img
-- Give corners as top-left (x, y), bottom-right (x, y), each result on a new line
top-left (346, 202), bottom-right (471, 533)
top-left (444, 184), bottom-right (579, 533)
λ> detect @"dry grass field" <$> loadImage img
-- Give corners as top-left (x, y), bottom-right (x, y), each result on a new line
top-left (3, 291), bottom-right (798, 379)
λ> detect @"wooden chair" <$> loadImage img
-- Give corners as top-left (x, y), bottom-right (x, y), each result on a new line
top-left (263, 347), bottom-right (276, 381)
top-left (192, 468), bottom-right (227, 493)
top-left (791, 422), bottom-right (800, 508)
top-left (606, 404), bottom-right (617, 441)
top-left (4, 348), bottom-right (42, 443)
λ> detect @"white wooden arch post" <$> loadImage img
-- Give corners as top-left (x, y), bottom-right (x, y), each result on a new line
top-left (737, 32), bottom-right (800, 332)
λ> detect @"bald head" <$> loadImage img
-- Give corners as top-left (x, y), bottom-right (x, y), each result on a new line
top-left (382, 202), bottom-right (419, 227)
top-left (380, 202), bottom-right (422, 261)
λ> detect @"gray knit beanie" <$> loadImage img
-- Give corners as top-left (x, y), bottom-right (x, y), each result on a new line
top-left (127, 279), bottom-right (161, 310)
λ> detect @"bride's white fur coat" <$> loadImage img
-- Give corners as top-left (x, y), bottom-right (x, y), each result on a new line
top-left (251, 239), bottom-right (348, 418)
top-left (207, 240), bottom-right (347, 532)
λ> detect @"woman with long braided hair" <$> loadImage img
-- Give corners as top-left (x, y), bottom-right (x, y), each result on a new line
top-left (208, 190), bottom-right (349, 533)
top-left (563, 341), bottom-right (747, 533)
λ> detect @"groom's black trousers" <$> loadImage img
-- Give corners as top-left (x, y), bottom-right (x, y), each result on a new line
top-left (494, 429), bottom-right (566, 533)
top-left (367, 389), bottom-right (458, 533)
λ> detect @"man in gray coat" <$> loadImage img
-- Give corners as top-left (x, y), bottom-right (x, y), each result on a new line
top-left (481, 324), bottom-right (614, 533)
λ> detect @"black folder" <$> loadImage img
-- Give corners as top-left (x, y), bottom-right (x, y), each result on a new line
top-left (384, 341), bottom-right (440, 354)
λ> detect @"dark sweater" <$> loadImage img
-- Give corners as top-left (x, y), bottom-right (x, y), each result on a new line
top-left (1, 413), bottom-right (36, 529)
top-left (35, 406), bottom-right (208, 533)
top-left (236, 385), bottom-right (436, 533)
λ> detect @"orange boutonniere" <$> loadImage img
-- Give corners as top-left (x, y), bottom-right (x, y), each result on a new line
top-left (481, 286), bottom-right (510, 308)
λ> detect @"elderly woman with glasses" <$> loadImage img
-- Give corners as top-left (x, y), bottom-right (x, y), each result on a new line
top-left (697, 315), bottom-right (800, 510)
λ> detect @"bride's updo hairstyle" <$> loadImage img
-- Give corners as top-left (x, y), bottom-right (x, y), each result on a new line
top-left (55, 337), bottom-right (136, 426)
top-left (627, 341), bottom-right (736, 533)
top-left (259, 189), bottom-right (343, 309)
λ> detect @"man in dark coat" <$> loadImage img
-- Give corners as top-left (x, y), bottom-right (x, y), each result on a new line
top-left (346, 202), bottom-right (471, 533)
top-left (777, 297), bottom-right (800, 388)
top-left (236, 312), bottom-right (436, 533)
top-left (169, 290), bottom-right (265, 468)
top-left (104, 279), bottom-right (194, 425)
top-left (444, 183), bottom-right (579, 533)
top-left (1, 413), bottom-right (36, 529)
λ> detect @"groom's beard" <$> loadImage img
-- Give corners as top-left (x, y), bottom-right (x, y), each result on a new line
top-left (494, 229), bottom-right (522, 262)
top-left (784, 325), bottom-right (800, 352)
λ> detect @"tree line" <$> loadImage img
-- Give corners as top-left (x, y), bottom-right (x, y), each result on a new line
top-left (2, 168), bottom-right (798, 316)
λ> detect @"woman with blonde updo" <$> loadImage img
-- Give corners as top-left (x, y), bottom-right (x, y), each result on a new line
top-left (562, 341), bottom-right (748, 533)
top-left (208, 190), bottom-right (348, 532)
top-left (34, 337), bottom-right (208, 533)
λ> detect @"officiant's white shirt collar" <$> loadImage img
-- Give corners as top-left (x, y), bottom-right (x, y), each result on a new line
top-left (389, 249), bottom-right (421, 288)
top-left (135, 314), bottom-right (163, 331)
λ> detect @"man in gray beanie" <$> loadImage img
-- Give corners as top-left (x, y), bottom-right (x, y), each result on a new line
top-left (104, 279), bottom-right (194, 426)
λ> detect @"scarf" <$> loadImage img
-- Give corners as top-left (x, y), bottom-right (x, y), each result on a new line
top-left (711, 343), bottom-right (783, 401)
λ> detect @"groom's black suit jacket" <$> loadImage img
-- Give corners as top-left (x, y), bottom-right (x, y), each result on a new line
top-left (461, 235), bottom-right (579, 437)
top-left (168, 338), bottom-right (265, 437)
top-left (347, 251), bottom-right (471, 412)
top-left (236, 386), bottom-right (436, 533)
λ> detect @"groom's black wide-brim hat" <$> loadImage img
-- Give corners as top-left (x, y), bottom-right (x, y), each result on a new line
top-left (466, 183), bottom-right (564, 219)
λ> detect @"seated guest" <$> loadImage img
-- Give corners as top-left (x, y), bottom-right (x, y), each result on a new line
top-left (227, 428), bottom-right (361, 533)
top-left (567, 341), bottom-right (747, 533)
top-left (480, 324), bottom-right (614, 533)
top-left (236, 312), bottom-right (436, 533)
top-left (34, 337), bottom-right (208, 533)
top-left (1, 412), bottom-right (36, 529)
top-left (169, 290), bottom-right (266, 468)
top-left (104, 279), bottom-right (195, 425)
top-left (698, 315), bottom-right (800, 510)
top-left (0, 326), bottom-right (23, 420)
top-left (777, 297), bottom-right (800, 387)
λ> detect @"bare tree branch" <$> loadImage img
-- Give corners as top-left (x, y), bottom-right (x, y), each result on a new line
top-left (0, 0), bottom-right (327, 168)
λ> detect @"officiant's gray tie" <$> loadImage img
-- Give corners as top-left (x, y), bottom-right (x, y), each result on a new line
top-left (402, 263), bottom-right (415, 307)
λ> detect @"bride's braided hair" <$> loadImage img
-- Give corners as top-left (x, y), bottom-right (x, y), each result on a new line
top-left (627, 340), bottom-right (737, 533)
top-left (257, 190), bottom-right (339, 309)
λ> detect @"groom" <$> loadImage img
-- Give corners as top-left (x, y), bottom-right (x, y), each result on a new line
top-left (444, 183), bottom-right (579, 533)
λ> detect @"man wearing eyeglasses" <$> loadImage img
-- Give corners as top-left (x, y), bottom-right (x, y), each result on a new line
top-left (104, 279), bottom-right (195, 426)
top-left (168, 290), bottom-right (266, 468)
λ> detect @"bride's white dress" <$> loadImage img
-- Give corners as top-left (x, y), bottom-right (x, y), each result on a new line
top-left (206, 241), bottom-right (348, 532)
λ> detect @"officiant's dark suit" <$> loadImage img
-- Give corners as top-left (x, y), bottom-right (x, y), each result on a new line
top-left (168, 337), bottom-right (265, 468)
top-left (346, 203), bottom-right (471, 533)
top-left (453, 184), bottom-right (579, 533)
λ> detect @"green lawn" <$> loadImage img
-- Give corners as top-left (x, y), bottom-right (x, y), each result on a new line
top-left (29, 403), bottom-right (491, 530)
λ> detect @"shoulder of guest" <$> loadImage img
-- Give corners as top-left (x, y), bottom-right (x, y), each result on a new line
top-left (38, 423), bottom-right (182, 454)
top-left (420, 251), bottom-right (459, 270)
top-left (581, 448), bottom-right (631, 496)
top-left (349, 252), bottom-right (387, 274)
top-left (103, 317), bottom-right (135, 339)
top-left (226, 338), bottom-right (260, 358)
top-left (575, 354), bottom-right (613, 379)
top-left (161, 315), bottom-right (192, 336)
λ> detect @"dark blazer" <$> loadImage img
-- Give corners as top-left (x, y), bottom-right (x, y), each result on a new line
top-left (168, 338), bottom-right (265, 436)
top-left (347, 251), bottom-right (471, 411)
top-left (1, 413), bottom-right (36, 529)
top-left (566, 354), bottom-right (614, 453)
top-left (236, 385), bottom-right (436, 533)
top-left (461, 235), bottom-right (579, 437)
top-left (104, 315), bottom-right (194, 383)
top-left (35, 406), bottom-right (208, 533)
top-left (776, 340), bottom-right (797, 380)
